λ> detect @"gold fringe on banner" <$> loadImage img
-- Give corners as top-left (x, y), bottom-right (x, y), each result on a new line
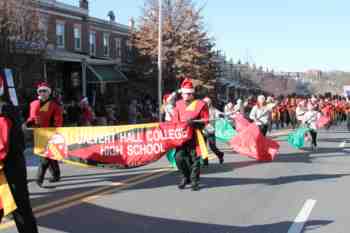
top-left (0, 166), bottom-right (17, 216)
top-left (195, 129), bottom-right (209, 159)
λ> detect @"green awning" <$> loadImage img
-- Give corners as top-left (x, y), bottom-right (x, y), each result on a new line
top-left (87, 65), bottom-right (128, 83)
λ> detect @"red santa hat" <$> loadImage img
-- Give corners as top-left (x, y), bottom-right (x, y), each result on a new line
top-left (180, 78), bottom-right (194, 94)
top-left (37, 82), bottom-right (51, 94)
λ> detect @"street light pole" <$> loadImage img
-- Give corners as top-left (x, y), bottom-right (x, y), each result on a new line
top-left (158, 0), bottom-right (163, 121)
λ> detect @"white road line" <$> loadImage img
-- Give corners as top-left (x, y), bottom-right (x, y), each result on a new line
top-left (287, 199), bottom-right (317, 233)
top-left (339, 141), bottom-right (346, 148)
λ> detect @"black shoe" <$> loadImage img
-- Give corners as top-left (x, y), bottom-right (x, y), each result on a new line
top-left (177, 178), bottom-right (190, 189)
top-left (49, 177), bottom-right (60, 183)
top-left (203, 158), bottom-right (209, 166)
top-left (218, 153), bottom-right (224, 164)
top-left (191, 181), bottom-right (200, 191)
top-left (36, 180), bottom-right (44, 187)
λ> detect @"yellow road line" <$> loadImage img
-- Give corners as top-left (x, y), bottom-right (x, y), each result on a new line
top-left (0, 154), bottom-right (217, 230)
top-left (37, 171), bottom-right (171, 218)
top-left (0, 168), bottom-right (172, 230)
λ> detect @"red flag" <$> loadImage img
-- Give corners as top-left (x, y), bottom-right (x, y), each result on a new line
top-left (229, 123), bottom-right (280, 161)
top-left (316, 115), bottom-right (331, 129)
top-left (233, 113), bottom-right (251, 132)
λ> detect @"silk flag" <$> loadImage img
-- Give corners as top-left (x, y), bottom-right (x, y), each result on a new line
top-left (233, 113), bottom-right (251, 132)
top-left (215, 118), bottom-right (237, 143)
top-left (34, 122), bottom-right (195, 169)
top-left (287, 127), bottom-right (311, 149)
top-left (229, 123), bottom-right (280, 161)
top-left (316, 115), bottom-right (331, 129)
top-left (166, 149), bottom-right (177, 168)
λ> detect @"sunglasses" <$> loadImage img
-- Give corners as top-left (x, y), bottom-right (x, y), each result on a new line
top-left (38, 90), bottom-right (49, 93)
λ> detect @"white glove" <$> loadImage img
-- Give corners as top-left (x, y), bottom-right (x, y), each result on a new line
top-left (22, 123), bottom-right (28, 131)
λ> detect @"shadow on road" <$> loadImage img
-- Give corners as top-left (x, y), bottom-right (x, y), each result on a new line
top-left (34, 202), bottom-right (333, 233)
top-left (318, 137), bottom-right (349, 143)
top-left (115, 170), bottom-right (350, 192)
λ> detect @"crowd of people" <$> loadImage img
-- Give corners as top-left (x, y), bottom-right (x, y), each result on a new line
top-left (2, 76), bottom-right (350, 233)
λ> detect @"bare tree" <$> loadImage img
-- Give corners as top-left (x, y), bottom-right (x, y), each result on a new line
top-left (132, 0), bottom-right (216, 91)
top-left (0, 0), bottom-right (47, 87)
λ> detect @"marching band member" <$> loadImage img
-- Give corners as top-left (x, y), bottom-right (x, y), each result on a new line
top-left (25, 82), bottom-right (63, 187)
top-left (203, 97), bottom-right (224, 164)
top-left (249, 95), bottom-right (276, 136)
top-left (172, 78), bottom-right (209, 191)
top-left (0, 74), bottom-right (38, 232)
top-left (303, 102), bottom-right (321, 151)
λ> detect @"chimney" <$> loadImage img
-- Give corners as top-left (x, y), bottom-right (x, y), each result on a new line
top-left (128, 17), bottom-right (135, 29)
top-left (80, 0), bottom-right (89, 10)
top-left (108, 11), bottom-right (116, 23)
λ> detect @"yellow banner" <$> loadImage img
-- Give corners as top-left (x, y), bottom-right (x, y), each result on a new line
top-left (0, 169), bottom-right (17, 216)
top-left (34, 122), bottom-right (194, 169)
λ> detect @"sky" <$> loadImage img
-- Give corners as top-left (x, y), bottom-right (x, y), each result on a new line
top-left (61, 0), bottom-right (350, 72)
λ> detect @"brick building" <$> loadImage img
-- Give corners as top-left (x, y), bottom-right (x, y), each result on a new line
top-left (22, 0), bottom-right (132, 120)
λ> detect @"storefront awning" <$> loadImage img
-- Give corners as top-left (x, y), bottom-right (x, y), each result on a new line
top-left (87, 65), bottom-right (128, 84)
top-left (46, 49), bottom-right (117, 65)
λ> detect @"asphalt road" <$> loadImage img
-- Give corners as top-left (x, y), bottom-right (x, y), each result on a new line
top-left (1, 125), bottom-right (350, 233)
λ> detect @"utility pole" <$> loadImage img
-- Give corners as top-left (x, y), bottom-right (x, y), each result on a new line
top-left (158, 0), bottom-right (163, 121)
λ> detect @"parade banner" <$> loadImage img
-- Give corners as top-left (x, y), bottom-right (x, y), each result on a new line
top-left (0, 115), bottom-right (17, 217)
top-left (343, 85), bottom-right (350, 97)
top-left (34, 122), bottom-right (194, 168)
top-left (0, 168), bottom-right (17, 217)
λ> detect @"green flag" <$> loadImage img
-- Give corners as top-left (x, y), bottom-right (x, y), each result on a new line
top-left (166, 149), bottom-right (177, 168)
top-left (215, 118), bottom-right (237, 143)
top-left (287, 127), bottom-right (311, 149)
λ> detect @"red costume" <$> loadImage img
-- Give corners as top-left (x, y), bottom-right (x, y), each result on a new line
top-left (171, 78), bottom-right (209, 190)
top-left (26, 82), bottom-right (63, 187)
top-left (26, 100), bottom-right (63, 127)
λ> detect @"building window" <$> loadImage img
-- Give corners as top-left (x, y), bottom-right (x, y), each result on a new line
top-left (56, 22), bottom-right (65, 48)
top-left (89, 31), bottom-right (96, 56)
top-left (74, 26), bottom-right (81, 50)
top-left (103, 33), bottom-right (110, 57)
top-left (115, 38), bottom-right (121, 58)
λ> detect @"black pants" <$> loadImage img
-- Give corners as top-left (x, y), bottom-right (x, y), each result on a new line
top-left (1, 155), bottom-right (38, 233)
top-left (258, 124), bottom-right (269, 136)
top-left (175, 141), bottom-right (200, 183)
top-left (309, 129), bottom-right (317, 146)
top-left (289, 111), bottom-right (297, 129)
top-left (36, 158), bottom-right (60, 183)
top-left (207, 135), bottom-right (224, 159)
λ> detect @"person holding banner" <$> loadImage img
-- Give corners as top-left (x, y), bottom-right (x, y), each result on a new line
top-left (0, 73), bottom-right (38, 232)
top-left (25, 82), bottom-right (63, 187)
top-left (172, 78), bottom-right (209, 191)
